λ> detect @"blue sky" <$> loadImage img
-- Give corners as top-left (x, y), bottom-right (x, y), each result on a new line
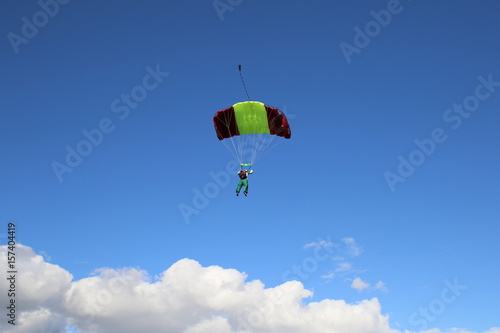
top-left (1, 1), bottom-right (499, 332)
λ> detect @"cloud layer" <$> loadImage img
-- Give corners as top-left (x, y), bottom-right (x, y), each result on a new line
top-left (0, 245), bottom-right (496, 333)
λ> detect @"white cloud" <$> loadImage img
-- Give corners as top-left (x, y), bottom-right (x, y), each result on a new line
top-left (342, 237), bottom-right (363, 257)
top-left (303, 238), bottom-right (334, 250)
top-left (349, 279), bottom-right (388, 293)
top-left (0, 245), bottom-right (72, 308)
top-left (375, 281), bottom-right (388, 292)
top-left (0, 245), bottom-right (73, 333)
top-left (416, 328), bottom-right (498, 333)
top-left (335, 262), bottom-right (353, 273)
top-left (351, 277), bottom-right (370, 291)
top-left (38, 250), bottom-right (52, 262)
top-left (303, 236), bottom-right (361, 257)
top-left (483, 329), bottom-right (500, 333)
top-left (0, 245), bottom-right (496, 333)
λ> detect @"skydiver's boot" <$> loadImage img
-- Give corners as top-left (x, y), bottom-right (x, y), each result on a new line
top-left (236, 192), bottom-right (239, 196)
top-left (244, 192), bottom-right (248, 196)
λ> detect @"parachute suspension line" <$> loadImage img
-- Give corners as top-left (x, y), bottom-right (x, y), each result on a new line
top-left (251, 133), bottom-right (283, 165)
top-left (238, 139), bottom-right (246, 164)
top-left (251, 135), bottom-right (267, 164)
top-left (238, 65), bottom-right (251, 101)
top-left (233, 134), bottom-right (245, 165)
top-left (252, 134), bottom-right (264, 165)
top-left (251, 135), bottom-right (268, 165)
top-left (253, 105), bottom-right (290, 163)
top-left (220, 108), bottom-right (242, 164)
top-left (250, 134), bottom-right (258, 165)
top-left (222, 136), bottom-right (240, 164)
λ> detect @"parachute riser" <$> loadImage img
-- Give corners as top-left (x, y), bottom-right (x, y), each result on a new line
top-left (240, 163), bottom-right (252, 171)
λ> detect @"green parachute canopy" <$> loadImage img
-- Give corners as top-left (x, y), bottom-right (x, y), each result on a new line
top-left (213, 101), bottom-right (291, 166)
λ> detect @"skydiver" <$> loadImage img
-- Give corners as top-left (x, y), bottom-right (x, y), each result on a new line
top-left (236, 167), bottom-right (253, 196)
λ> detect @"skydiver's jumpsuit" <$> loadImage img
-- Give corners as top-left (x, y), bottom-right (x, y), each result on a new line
top-left (236, 170), bottom-right (250, 195)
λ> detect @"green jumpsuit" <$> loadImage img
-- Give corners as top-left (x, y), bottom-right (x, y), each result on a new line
top-left (236, 170), bottom-right (250, 195)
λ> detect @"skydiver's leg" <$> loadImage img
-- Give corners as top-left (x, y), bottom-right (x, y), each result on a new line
top-left (243, 179), bottom-right (248, 195)
top-left (236, 180), bottom-right (243, 194)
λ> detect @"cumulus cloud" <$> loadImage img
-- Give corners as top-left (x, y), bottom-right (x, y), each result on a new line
top-left (62, 259), bottom-right (396, 333)
top-left (0, 245), bottom-right (73, 333)
top-left (0, 245), bottom-right (73, 309)
top-left (0, 245), bottom-right (495, 333)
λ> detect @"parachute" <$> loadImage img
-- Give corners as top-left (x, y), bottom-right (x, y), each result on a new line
top-left (213, 101), bottom-right (291, 167)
